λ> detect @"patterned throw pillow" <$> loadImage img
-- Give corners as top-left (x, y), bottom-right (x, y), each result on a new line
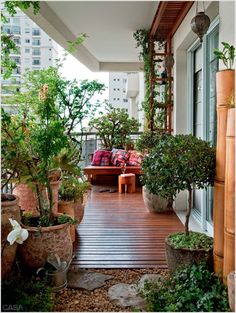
top-left (91, 150), bottom-right (111, 166)
top-left (111, 148), bottom-right (129, 166)
top-left (127, 150), bottom-right (143, 166)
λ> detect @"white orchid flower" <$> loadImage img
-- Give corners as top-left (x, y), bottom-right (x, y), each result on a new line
top-left (9, 218), bottom-right (21, 230)
top-left (7, 218), bottom-right (29, 245)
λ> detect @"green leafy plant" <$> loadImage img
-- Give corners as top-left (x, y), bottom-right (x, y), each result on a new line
top-left (89, 103), bottom-right (140, 150)
top-left (2, 273), bottom-right (54, 312)
top-left (141, 134), bottom-right (216, 236)
top-left (57, 214), bottom-right (77, 225)
top-left (135, 130), bottom-right (163, 153)
top-left (168, 231), bottom-right (213, 250)
top-left (140, 262), bottom-right (229, 312)
top-left (59, 176), bottom-right (90, 202)
top-left (214, 42), bottom-right (235, 70)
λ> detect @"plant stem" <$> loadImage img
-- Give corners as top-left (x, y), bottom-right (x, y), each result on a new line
top-left (185, 187), bottom-right (192, 236)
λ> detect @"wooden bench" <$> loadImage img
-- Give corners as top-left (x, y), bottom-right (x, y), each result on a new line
top-left (83, 165), bottom-right (142, 184)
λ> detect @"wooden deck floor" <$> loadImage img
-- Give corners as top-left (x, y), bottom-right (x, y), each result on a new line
top-left (72, 186), bottom-right (184, 268)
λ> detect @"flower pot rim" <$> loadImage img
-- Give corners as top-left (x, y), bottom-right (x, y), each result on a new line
top-left (1, 194), bottom-right (19, 207)
top-left (216, 69), bottom-right (235, 73)
top-left (59, 199), bottom-right (75, 204)
top-left (165, 232), bottom-right (213, 252)
top-left (21, 221), bottom-right (69, 232)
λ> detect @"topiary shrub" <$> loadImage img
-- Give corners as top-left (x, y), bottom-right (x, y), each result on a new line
top-left (141, 134), bottom-right (216, 236)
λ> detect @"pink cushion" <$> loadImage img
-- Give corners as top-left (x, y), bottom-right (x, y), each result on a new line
top-left (127, 150), bottom-right (143, 166)
top-left (111, 148), bottom-right (129, 166)
top-left (91, 150), bottom-right (111, 166)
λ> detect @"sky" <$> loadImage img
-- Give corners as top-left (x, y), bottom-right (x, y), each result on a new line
top-left (58, 46), bottom-right (109, 102)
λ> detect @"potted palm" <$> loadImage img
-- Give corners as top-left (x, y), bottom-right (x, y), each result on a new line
top-left (142, 134), bottom-right (216, 271)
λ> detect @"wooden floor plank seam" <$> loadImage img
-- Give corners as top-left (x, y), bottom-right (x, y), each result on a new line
top-left (72, 187), bottom-right (184, 269)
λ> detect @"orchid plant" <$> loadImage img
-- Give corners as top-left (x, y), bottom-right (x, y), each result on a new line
top-left (7, 218), bottom-right (29, 245)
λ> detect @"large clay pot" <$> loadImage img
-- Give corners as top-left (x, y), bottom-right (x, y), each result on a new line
top-left (1, 194), bottom-right (21, 279)
top-left (165, 233), bottom-right (213, 272)
top-left (142, 186), bottom-right (172, 213)
top-left (74, 193), bottom-right (89, 224)
top-left (14, 181), bottom-right (60, 215)
top-left (18, 222), bottom-right (72, 270)
top-left (13, 183), bottom-right (38, 214)
top-left (58, 200), bottom-right (75, 242)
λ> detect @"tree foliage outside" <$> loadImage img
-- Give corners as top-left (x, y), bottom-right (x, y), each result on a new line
top-left (89, 104), bottom-right (140, 150)
top-left (1, 1), bottom-right (40, 79)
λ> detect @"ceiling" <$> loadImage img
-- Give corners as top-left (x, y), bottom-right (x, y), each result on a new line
top-left (26, 1), bottom-right (159, 72)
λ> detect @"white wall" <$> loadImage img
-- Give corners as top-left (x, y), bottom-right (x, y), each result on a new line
top-left (218, 1), bottom-right (235, 70)
top-left (171, 1), bottom-right (236, 211)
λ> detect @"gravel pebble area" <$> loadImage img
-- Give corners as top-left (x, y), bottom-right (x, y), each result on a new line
top-left (55, 268), bottom-right (169, 312)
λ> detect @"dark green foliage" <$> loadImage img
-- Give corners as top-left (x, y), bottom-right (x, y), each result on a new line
top-left (59, 176), bottom-right (90, 201)
top-left (214, 42), bottom-right (235, 69)
top-left (135, 130), bottom-right (163, 152)
top-left (2, 274), bottom-right (54, 312)
top-left (141, 134), bottom-right (216, 234)
top-left (141, 263), bottom-right (230, 312)
top-left (89, 104), bottom-right (140, 150)
top-left (168, 231), bottom-right (213, 250)
top-left (57, 214), bottom-right (77, 225)
top-left (141, 134), bottom-right (216, 200)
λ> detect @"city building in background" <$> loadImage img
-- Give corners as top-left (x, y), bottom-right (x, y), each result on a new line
top-left (109, 72), bottom-right (145, 129)
top-left (1, 8), bottom-right (58, 111)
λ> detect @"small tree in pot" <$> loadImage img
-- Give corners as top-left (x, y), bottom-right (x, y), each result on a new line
top-left (142, 134), bottom-right (216, 270)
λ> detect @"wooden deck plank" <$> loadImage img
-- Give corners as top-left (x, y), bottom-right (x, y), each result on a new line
top-left (72, 186), bottom-right (184, 268)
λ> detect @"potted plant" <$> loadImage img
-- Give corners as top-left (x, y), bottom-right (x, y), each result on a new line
top-left (214, 42), bottom-right (235, 106)
top-left (142, 134), bottom-right (216, 270)
top-left (1, 84), bottom-right (74, 269)
top-left (58, 176), bottom-right (90, 242)
top-left (89, 103), bottom-right (140, 150)
top-left (140, 132), bottom-right (172, 213)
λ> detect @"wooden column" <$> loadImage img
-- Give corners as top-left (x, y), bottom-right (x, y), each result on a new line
top-left (213, 73), bottom-right (228, 276)
top-left (223, 108), bottom-right (235, 283)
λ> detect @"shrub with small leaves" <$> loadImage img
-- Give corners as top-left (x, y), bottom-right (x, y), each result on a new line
top-left (140, 262), bottom-right (229, 312)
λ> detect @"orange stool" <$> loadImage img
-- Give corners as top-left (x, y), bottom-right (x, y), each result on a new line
top-left (118, 173), bottom-right (136, 193)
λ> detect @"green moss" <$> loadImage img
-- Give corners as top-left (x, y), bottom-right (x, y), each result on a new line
top-left (168, 231), bottom-right (213, 250)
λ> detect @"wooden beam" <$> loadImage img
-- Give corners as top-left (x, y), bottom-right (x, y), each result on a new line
top-left (168, 2), bottom-right (194, 38)
top-left (149, 2), bottom-right (168, 37)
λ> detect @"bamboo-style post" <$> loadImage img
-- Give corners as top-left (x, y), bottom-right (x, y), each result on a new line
top-left (223, 108), bottom-right (235, 283)
top-left (213, 72), bottom-right (228, 276)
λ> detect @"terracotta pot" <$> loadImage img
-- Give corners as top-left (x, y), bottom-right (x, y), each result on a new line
top-left (142, 186), bottom-right (172, 213)
top-left (227, 271), bottom-right (235, 312)
top-left (216, 70), bottom-right (235, 106)
top-left (14, 181), bottom-right (60, 215)
top-left (18, 221), bottom-right (72, 269)
top-left (1, 194), bottom-right (21, 279)
top-left (165, 233), bottom-right (213, 272)
top-left (74, 193), bottom-right (89, 224)
top-left (13, 183), bottom-right (38, 214)
top-left (58, 200), bottom-right (75, 242)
